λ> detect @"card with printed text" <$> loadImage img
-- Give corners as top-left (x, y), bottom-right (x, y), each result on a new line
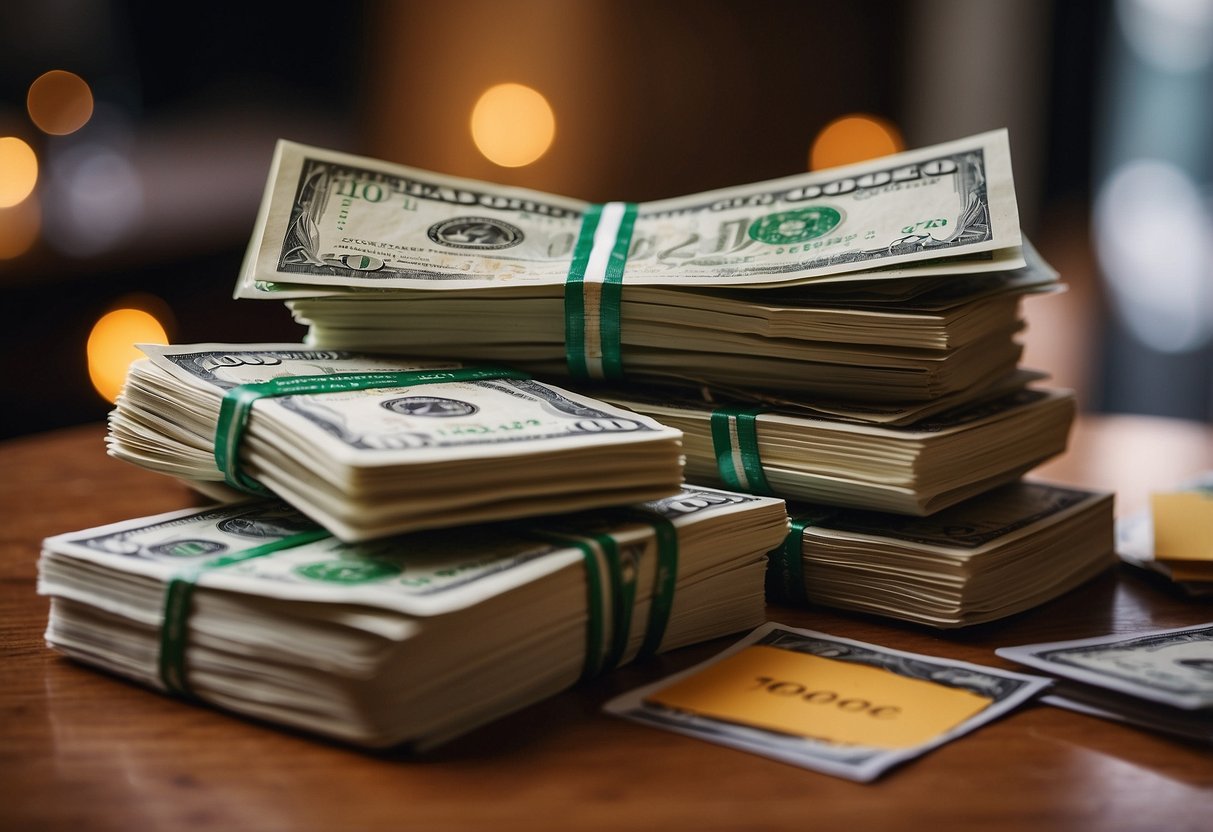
top-left (605, 622), bottom-right (1050, 782)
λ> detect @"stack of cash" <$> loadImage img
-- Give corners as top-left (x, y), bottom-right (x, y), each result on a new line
top-left (43, 126), bottom-right (1115, 756)
top-left (596, 387), bottom-right (1075, 515)
top-left (997, 624), bottom-right (1213, 742)
top-left (106, 343), bottom-right (683, 541)
top-left (39, 486), bottom-right (789, 749)
top-left (232, 131), bottom-right (1076, 516)
top-left (222, 129), bottom-right (1111, 630)
top-left (768, 482), bottom-right (1115, 628)
top-left (284, 267), bottom-right (1039, 401)
top-left (236, 131), bottom-right (1035, 404)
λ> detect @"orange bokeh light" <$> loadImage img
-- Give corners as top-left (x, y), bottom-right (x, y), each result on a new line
top-left (87, 305), bottom-right (171, 404)
top-left (809, 114), bottom-right (905, 171)
top-left (27, 70), bottom-right (94, 136)
top-left (470, 83), bottom-right (556, 167)
top-left (0, 137), bottom-right (38, 208)
top-left (0, 196), bottom-right (40, 260)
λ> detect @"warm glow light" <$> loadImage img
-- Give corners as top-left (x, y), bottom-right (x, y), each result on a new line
top-left (0, 196), bottom-right (40, 260)
top-left (470, 83), bottom-right (556, 167)
top-left (809, 114), bottom-right (905, 171)
top-left (27, 70), bottom-right (94, 136)
top-left (0, 137), bottom-right (38, 208)
top-left (87, 306), bottom-right (170, 404)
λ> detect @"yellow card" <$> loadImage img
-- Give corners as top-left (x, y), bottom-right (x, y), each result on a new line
top-left (1152, 491), bottom-right (1213, 562)
top-left (644, 645), bottom-right (993, 749)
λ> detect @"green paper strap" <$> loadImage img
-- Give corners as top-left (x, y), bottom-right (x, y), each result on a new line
top-left (600, 203), bottom-right (636, 379)
top-left (767, 511), bottom-right (836, 605)
top-left (159, 528), bottom-right (331, 696)
top-left (564, 201), bottom-right (638, 380)
top-left (597, 532), bottom-right (633, 673)
top-left (564, 204), bottom-right (601, 380)
top-left (709, 407), bottom-right (774, 496)
top-left (533, 509), bottom-right (679, 679)
top-left (624, 509), bottom-right (679, 660)
top-left (769, 516), bottom-right (811, 605)
top-left (214, 367), bottom-right (531, 494)
top-left (530, 529), bottom-right (619, 680)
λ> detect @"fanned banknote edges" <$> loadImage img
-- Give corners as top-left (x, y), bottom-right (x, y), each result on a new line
top-left (214, 367), bottom-right (531, 494)
top-left (564, 202), bottom-right (637, 380)
top-left (158, 511), bottom-right (680, 695)
top-left (709, 408), bottom-right (775, 496)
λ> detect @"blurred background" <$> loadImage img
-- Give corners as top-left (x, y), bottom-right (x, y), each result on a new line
top-left (1, 0), bottom-right (1211, 440)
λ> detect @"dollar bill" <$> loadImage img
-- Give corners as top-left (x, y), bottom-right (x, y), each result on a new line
top-left (107, 343), bottom-right (684, 540)
top-left (237, 130), bottom-right (1020, 296)
top-left (1036, 688), bottom-right (1212, 743)
top-left (997, 623), bottom-right (1213, 710)
top-left (605, 622), bottom-right (1050, 782)
top-left (795, 479), bottom-right (1100, 548)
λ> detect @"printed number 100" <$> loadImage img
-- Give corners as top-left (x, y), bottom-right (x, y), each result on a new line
top-left (750, 677), bottom-right (901, 719)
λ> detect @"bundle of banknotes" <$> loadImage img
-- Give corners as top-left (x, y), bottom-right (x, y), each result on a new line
top-left (106, 343), bottom-right (683, 540)
top-left (39, 486), bottom-right (789, 748)
top-left (236, 130), bottom-right (1037, 405)
top-left (998, 624), bottom-right (1213, 742)
top-left (598, 387), bottom-right (1075, 515)
top-left (768, 482), bottom-right (1115, 628)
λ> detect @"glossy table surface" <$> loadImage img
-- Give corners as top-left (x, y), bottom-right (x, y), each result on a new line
top-left (2, 417), bottom-right (1211, 832)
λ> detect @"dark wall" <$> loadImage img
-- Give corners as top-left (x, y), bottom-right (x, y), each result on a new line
top-left (1, 2), bottom-right (1122, 440)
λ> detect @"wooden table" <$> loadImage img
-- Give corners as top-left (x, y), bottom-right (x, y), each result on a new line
top-left (2, 417), bottom-right (1211, 832)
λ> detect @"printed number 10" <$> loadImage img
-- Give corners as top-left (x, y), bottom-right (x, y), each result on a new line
top-left (335, 180), bottom-right (388, 203)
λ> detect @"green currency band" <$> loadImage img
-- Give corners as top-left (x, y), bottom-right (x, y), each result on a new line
top-left (533, 508), bottom-right (679, 681)
top-left (625, 509), bottom-right (679, 660)
top-left (768, 516), bottom-right (812, 606)
top-left (159, 528), bottom-right (331, 697)
top-left (564, 202), bottom-right (638, 380)
top-left (214, 367), bottom-right (532, 494)
top-left (709, 408), bottom-right (775, 496)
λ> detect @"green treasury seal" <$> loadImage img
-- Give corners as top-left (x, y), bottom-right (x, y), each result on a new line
top-left (295, 559), bottom-right (402, 584)
top-left (748, 206), bottom-right (843, 245)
